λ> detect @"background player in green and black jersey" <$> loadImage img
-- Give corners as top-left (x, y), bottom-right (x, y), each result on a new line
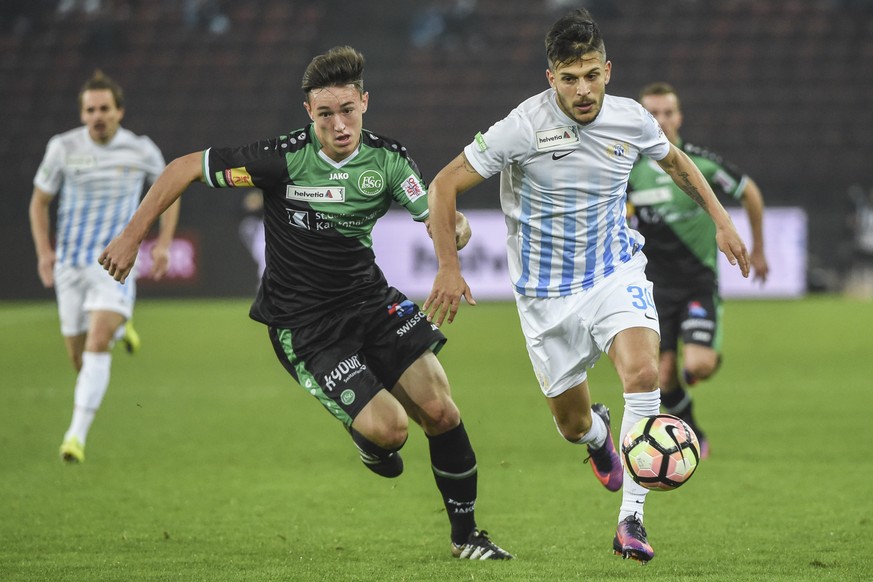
top-left (627, 82), bottom-right (769, 458)
top-left (98, 46), bottom-right (512, 560)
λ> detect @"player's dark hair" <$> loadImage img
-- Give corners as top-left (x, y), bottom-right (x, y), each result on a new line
top-left (545, 8), bottom-right (606, 68)
top-left (78, 69), bottom-right (124, 109)
top-left (640, 81), bottom-right (681, 108)
top-left (302, 46), bottom-right (365, 97)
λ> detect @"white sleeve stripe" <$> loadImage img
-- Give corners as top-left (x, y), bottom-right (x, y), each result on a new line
top-left (201, 148), bottom-right (214, 187)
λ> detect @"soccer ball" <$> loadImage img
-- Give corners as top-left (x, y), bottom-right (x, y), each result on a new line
top-left (621, 414), bottom-right (700, 491)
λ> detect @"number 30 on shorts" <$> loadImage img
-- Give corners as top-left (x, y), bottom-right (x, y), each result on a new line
top-left (626, 285), bottom-right (655, 311)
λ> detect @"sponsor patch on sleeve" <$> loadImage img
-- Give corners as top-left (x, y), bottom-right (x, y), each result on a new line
top-left (223, 167), bottom-right (254, 188)
top-left (474, 132), bottom-right (488, 152)
top-left (402, 174), bottom-right (425, 202)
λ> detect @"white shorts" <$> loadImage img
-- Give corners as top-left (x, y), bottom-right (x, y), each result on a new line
top-left (54, 263), bottom-right (136, 336)
top-left (515, 253), bottom-right (660, 398)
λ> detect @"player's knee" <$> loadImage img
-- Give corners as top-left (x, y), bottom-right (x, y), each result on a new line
top-left (686, 360), bottom-right (717, 381)
top-left (622, 362), bottom-right (659, 392)
top-left (385, 430), bottom-right (409, 451)
top-left (685, 353), bottom-right (720, 381)
top-left (357, 408), bottom-right (409, 451)
top-left (369, 422), bottom-right (409, 451)
top-left (85, 331), bottom-right (115, 353)
top-left (419, 398), bottom-right (461, 435)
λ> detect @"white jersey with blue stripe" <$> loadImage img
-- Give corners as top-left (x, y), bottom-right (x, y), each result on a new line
top-left (464, 90), bottom-right (670, 297)
top-left (33, 126), bottom-right (165, 268)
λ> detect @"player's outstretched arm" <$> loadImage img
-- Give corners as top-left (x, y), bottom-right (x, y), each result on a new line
top-left (423, 153), bottom-right (485, 326)
top-left (29, 187), bottom-right (57, 288)
top-left (657, 145), bottom-right (751, 277)
top-left (741, 177), bottom-right (769, 283)
top-left (149, 198), bottom-right (182, 281)
top-left (99, 152), bottom-right (203, 283)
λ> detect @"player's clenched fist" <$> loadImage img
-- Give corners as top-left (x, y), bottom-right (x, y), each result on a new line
top-left (98, 236), bottom-right (139, 283)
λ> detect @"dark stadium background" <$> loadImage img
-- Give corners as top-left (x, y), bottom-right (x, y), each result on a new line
top-left (2, 0), bottom-right (871, 300)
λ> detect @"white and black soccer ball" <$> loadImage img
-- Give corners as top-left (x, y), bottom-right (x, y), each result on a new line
top-left (621, 414), bottom-right (700, 491)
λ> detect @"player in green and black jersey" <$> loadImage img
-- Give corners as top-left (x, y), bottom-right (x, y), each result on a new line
top-left (627, 82), bottom-right (770, 458)
top-left (99, 46), bottom-right (512, 560)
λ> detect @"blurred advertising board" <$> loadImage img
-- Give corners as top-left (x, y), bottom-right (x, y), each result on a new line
top-left (372, 208), bottom-right (807, 300)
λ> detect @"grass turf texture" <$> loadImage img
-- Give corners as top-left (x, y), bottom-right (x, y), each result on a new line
top-left (1, 296), bottom-right (871, 581)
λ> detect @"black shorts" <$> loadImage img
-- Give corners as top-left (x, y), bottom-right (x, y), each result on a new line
top-left (653, 285), bottom-right (722, 353)
top-left (268, 286), bottom-right (446, 427)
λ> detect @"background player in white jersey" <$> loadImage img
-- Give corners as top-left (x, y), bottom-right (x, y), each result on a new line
top-left (425, 9), bottom-right (750, 563)
top-left (29, 70), bottom-right (180, 463)
top-left (97, 47), bottom-right (511, 560)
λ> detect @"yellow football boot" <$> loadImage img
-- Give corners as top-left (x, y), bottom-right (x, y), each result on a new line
top-left (121, 319), bottom-right (141, 354)
top-left (59, 437), bottom-right (85, 463)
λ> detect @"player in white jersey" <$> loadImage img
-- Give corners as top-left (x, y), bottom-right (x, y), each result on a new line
top-left (29, 70), bottom-right (180, 463)
top-left (425, 9), bottom-right (750, 563)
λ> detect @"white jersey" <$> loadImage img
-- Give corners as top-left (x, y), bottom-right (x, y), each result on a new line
top-left (33, 126), bottom-right (165, 268)
top-left (464, 90), bottom-right (670, 297)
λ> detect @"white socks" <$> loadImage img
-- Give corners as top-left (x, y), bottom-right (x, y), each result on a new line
top-left (574, 408), bottom-right (608, 449)
top-left (64, 351), bottom-right (112, 444)
top-left (618, 389), bottom-right (661, 523)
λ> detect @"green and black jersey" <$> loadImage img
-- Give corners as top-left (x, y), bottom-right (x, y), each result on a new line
top-left (203, 124), bottom-right (430, 327)
top-left (627, 140), bottom-right (747, 289)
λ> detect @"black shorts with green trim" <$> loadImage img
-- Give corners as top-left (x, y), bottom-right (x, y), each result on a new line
top-left (653, 284), bottom-right (722, 352)
top-left (268, 286), bottom-right (447, 427)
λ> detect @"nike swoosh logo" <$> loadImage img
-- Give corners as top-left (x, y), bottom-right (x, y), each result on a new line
top-left (665, 424), bottom-right (694, 468)
top-left (644, 313), bottom-right (657, 321)
top-left (551, 151), bottom-right (574, 160)
top-left (664, 424), bottom-right (682, 449)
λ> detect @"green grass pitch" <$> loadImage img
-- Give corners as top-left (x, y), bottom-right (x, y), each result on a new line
top-left (1, 296), bottom-right (871, 581)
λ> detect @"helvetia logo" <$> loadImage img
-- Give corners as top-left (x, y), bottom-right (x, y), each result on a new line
top-left (285, 185), bottom-right (345, 202)
top-left (535, 126), bottom-right (579, 151)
